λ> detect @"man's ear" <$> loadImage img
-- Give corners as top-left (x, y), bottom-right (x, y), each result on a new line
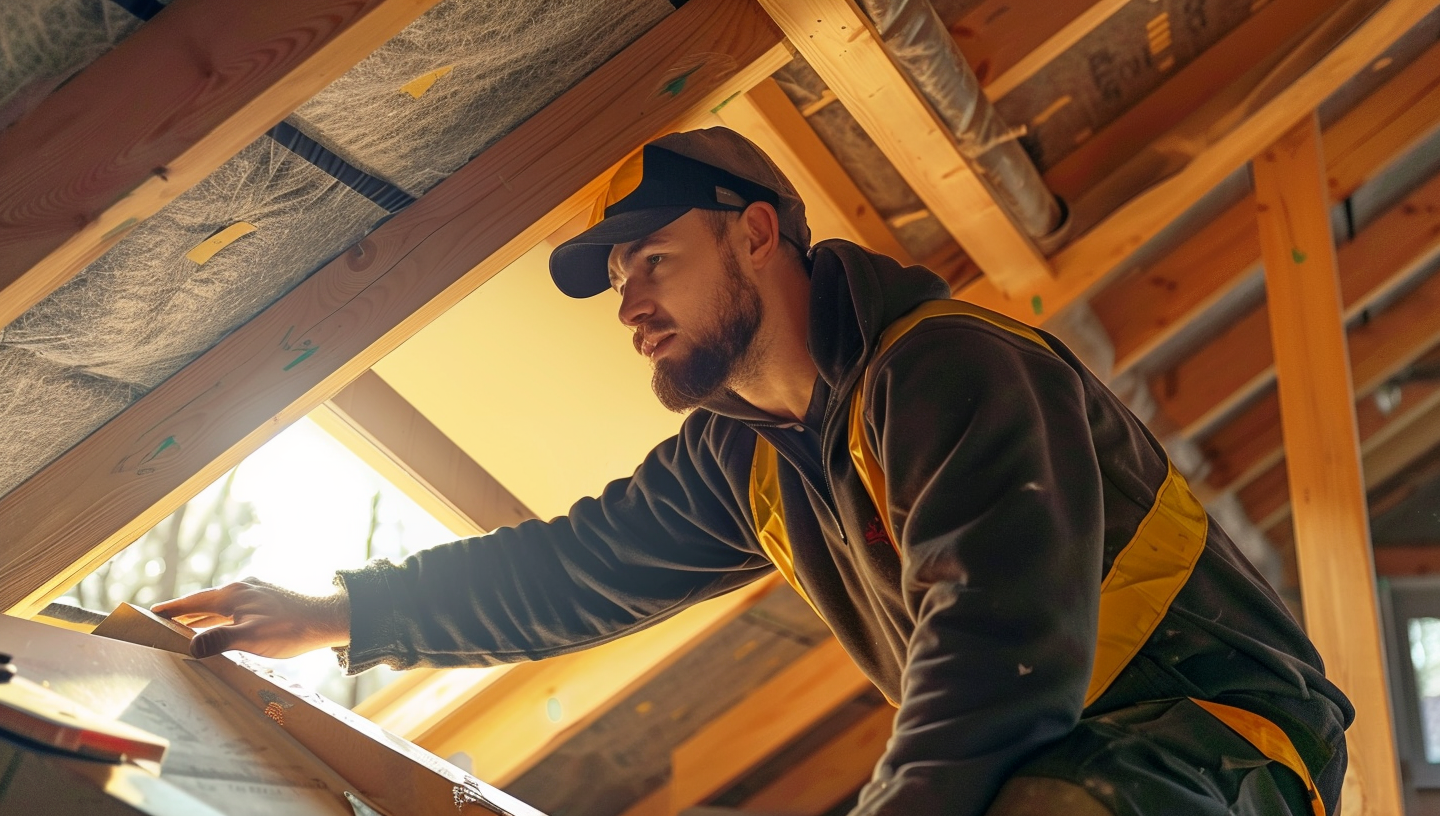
top-left (740, 202), bottom-right (782, 268)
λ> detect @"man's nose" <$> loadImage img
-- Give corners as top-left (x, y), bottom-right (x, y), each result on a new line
top-left (617, 283), bottom-right (654, 328)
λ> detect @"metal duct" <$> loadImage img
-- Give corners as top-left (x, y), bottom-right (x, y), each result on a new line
top-left (859, 0), bottom-right (1067, 246)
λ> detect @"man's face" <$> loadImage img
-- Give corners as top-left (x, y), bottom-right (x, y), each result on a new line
top-left (608, 209), bottom-right (764, 412)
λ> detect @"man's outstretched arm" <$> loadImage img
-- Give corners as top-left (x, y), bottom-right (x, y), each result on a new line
top-left (155, 419), bottom-right (772, 668)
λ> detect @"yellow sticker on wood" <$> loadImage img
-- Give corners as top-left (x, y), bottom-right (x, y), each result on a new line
top-left (401, 66), bottom-right (454, 99)
top-left (185, 222), bottom-right (257, 265)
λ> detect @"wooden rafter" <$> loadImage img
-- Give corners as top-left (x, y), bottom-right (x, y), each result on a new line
top-left (757, 0), bottom-right (1054, 296)
top-left (1374, 543), bottom-right (1440, 576)
top-left (1256, 113), bottom-right (1401, 815)
top-left (1153, 159), bottom-right (1440, 439)
top-left (310, 370), bottom-right (535, 536)
top-left (1093, 33), bottom-right (1440, 377)
top-left (961, 0), bottom-right (1438, 325)
top-left (977, 0), bottom-right (1128, 101)
top-left (668, 637), bottom-right (872, 812)
top-left (0, 0), bottom-right (791, 617)
top-left (0, 0), bottom-right (441, 329)
top-left (740, 703), bottom-right (892, 814)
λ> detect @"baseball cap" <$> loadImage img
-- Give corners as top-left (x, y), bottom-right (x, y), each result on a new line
top-left (549, 127), bottom-right (811, 298)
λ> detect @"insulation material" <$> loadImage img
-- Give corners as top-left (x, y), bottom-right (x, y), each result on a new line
top-left (771, 57), bottom-right (961, 267)
top-left (508, 587), bottom-right (831, 816)
top-left (287, 0), bottom-right (673, 197)
top-left (0, 0), bottom-right (150, 131)
top-left (0, 346), bottom-right (138, 497)
top-left (995, 0), bottom-right (1262, 172)
top-left (0, 136), bottom-right (386, 496)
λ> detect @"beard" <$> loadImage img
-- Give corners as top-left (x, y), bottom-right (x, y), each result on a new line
top-left (646, 243), bottom-right (764, 412)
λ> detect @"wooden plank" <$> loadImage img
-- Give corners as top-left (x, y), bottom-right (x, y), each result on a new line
top-left (1151, 164), bottom-right (1440, 438)
top-left (0, 0), bottom-right (441, 329)
top-left (311, 370), bottom-right (535, 536)
top-left (965, 0), bottom-right (1126, 100)
top-left (1356, 388), bottom-right (1440, 493)
top-left (757, 0), bottom-right (1054, 296)
top-left (0, 0), bottom-right (791, 617)
top-left (416, 575), bottom-right (783, 787)
top-left (715, 79), bottom-right (913, 262)
top-left (960, 0), bottom-right (1437, 325)
top-left (1324, 37), bottom-right (1440, 198)
top-left (741, 704), bottom-right (892, 815)
top-left (1045, 0), bottom-right (1336, 204)
top-left (669, 637), bottom-right (873, 812)
top-left (1255, 113), bottom-right (1401, 816)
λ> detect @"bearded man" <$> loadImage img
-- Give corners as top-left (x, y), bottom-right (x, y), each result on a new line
top-left (156, 128), bottom-right (1351, 816)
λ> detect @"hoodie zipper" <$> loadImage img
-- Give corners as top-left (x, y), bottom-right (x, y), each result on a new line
top-left (754, 422), bottom-right (849, 546)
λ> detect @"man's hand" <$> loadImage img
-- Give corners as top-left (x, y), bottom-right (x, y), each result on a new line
top-left (151, 578), bottom-right (350, 660)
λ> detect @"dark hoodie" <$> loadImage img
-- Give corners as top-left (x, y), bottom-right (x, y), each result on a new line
top-left (337, 240), bottom-right (1351, 815)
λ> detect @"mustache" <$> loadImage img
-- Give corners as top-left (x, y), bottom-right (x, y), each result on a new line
top-left (633, 321), bottom-right (677, 355)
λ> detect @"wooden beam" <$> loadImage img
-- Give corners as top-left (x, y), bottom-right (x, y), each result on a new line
top-left (1151, 161), bottom-right (1440, 438)
top-left (740, 704), bottom-right (892, 815)
top-left (960, 0), bottom-right (1436, 325)
top-left (1094, 34), bottom-right (1440, 376)
top-left (1045, 0), bottom-right (1337, 205)
top-left (976, 0), bottom-right (1128, 102)
top-left (757, 0), bottom-right (1053, 296)
top-left (0, 0), bottom-right (791, 617)
top-left (1255, 113), bottom-right (1401, 816)
top-left (715, 79), bottom-right (913, 263)
top-left (416, 575), bottom-right (782, 787)
top-left (310, 370), bottom-right (535, 536)
top-left (669, 637), bottom-right (873, 813)
top-left (1374, 544), bottom-right (1440, 576)
top-left (1202, 264), bottom-right (1440, 494)
top-left (0, 0), bottom-right (441, 329)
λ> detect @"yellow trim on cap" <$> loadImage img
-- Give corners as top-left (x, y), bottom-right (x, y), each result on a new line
top-left (589, 148), bottom-right (647, 229)
top-left (1192, 698), bottom-right (1326, 816)
top-left (749, 438), bottom-right (822, 620)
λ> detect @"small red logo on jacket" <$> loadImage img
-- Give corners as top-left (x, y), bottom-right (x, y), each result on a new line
top-left (864, 516), bottom-right (891, 547)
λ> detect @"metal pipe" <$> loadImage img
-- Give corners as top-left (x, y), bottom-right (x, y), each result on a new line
top-left (858, 0), bottom-right (1067, 247)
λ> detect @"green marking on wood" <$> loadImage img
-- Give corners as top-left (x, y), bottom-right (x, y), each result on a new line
top-left (1031, 295), bottom-right (1044, 316)
top-left (140, 435), bottom-right (178, 466)
top-left (1291, 248), bottom-right (1307, 264)
top-left (660, 64), bottom-right (702, 98)
top-left (101, 217), bottom-right (139, 242)
top-left (284, 346), bottom-right (319, 371)
top-left (710, 91), bottom-right (742, 114)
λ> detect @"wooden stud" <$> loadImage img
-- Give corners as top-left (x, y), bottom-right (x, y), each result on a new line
top-left (1255, 113), bottom-right (1401, 816)
top-left (741, 704), bottom-right (893, 815)
top-left (310, 370), bottom-right (535, 536)
top-left (669, 637), bottom-right (873, 812)
top-left (960, 0), bottom-right (1436, 325)
top-left (416, 576), bottom-right (782, 787)
top-left (0, 0), bottom-right (442, 329)
top-left (0, 0), bottom-right (791, 617)
top-left (715, 79), bottom-right (914, 262)
top-left (757, 0), bottom-right (1054, 296)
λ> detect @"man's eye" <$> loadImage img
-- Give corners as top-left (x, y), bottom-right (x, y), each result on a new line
top-left (647, 254), bottom-right (663, 266)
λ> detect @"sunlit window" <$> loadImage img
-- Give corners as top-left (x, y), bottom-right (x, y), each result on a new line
top-left (1410, 616), bottom-right (1440, 762)
top-left (57, 416), bottom-right (456, 708)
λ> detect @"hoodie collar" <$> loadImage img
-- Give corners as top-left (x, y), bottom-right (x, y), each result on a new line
top-left (702, 239), bottom-right (952, 425)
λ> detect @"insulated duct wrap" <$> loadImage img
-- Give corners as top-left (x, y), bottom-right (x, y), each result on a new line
top-left (0, 137), bottom-right (387, 496)
top-left (858, 0), bottom-right (1064, 242)
top-left (287, 0), bottom-right (674, 196)
top-left (0, 0), bottom-right (151, 130)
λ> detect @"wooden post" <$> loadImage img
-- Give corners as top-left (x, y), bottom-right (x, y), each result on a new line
top-left (1254, 113), bottom-right (1402, 815)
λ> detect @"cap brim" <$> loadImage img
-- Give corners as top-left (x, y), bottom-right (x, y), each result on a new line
top-left (549, 207), bottom-right (692, 298)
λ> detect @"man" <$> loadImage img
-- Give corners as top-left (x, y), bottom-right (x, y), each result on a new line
top-left (156, 128), bottom-right (1351, 816)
